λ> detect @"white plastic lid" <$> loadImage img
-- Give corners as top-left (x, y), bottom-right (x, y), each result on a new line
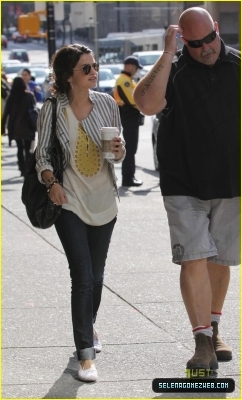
top-left (100, 127), bottom-right (119, 132)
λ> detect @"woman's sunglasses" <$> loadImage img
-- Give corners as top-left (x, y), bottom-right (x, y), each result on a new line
top-left (73, 63), bottom-right (99, 75)
top-left (182, 30), bottom-right (217, 48)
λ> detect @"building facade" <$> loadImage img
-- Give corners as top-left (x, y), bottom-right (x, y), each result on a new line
top-left (1, 1), bottom-right (240, 49)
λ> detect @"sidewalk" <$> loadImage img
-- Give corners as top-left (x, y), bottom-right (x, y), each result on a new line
top-left (1, 126), bottom-right (240, 399)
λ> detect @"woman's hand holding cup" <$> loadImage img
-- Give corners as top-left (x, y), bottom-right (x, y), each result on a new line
top-left (110, 136), bottom-right (125, 160)
top-left (101, 127), bottom-right (125, 160)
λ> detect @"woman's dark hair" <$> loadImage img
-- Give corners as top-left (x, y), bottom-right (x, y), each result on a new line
top-left (22, 68), bottom-right (31, 75)
top-left (50, 44), bottom-right (93, 95)
top-left (9, 76), bottom-right (27, 97)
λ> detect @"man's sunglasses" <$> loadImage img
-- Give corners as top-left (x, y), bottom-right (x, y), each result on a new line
top-left (182, 30), bottom-right (217, 48)
top-left (73, 63), bottom-right (99, 75)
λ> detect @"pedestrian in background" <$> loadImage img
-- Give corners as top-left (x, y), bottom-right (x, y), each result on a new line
top-left (21, 68), bottom-right (44, 103)
top-left (134, 7), bottom-right (240, 372)
top-left (2, 76), bottom-right (36, 176)
top-left (35, 44), bottom-right (125, 382)
top-left (114, 56), bottom-right (143, 187)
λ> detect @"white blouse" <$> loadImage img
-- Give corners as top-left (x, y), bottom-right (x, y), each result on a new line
top-left (62, 105), bottom-right (118, 226)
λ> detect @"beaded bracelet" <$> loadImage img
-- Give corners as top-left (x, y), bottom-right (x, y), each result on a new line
top-left (46, 175), bottom-right (56, 186)
top-left (46, 180), bottom-right (61, 194)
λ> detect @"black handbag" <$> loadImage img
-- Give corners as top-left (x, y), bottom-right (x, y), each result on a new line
top-left (27, 93), bottom-right (39, 131)
top-left (21, 97), bottom-right (63, 229)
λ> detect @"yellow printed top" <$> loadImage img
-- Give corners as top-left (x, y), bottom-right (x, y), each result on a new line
top-left (62, 104), bottom-right (118, 226)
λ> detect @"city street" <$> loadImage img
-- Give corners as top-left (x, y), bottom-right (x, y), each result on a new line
top-left (2, 36), bottom-right (93, 64)
top-left (1, 43), bottom-right (241, 399)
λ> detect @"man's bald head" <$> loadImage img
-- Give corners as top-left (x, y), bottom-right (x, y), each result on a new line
top-left (178, 7), bottom-right (220, 66)
top-left (179, 7), bottom-right (214, 28)
top-left (179, 7), bottom-right (214, 36)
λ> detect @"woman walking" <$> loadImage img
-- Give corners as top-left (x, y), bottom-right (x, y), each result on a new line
top-left (2, 76), bottom-right (36, 175)
top-left (35, 44), bottom-right (125, 382)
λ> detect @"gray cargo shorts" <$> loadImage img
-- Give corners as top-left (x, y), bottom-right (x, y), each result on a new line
top-left (163, 196), bottom-right (240, 266)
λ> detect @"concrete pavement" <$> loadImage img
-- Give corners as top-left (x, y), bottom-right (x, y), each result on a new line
top-left (1, 119), bottom-right (240, 399)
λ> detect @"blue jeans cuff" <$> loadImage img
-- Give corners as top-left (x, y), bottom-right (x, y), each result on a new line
top-left (77, 347), bottom-right (96, 360)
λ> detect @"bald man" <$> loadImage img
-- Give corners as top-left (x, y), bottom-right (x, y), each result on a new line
top-left (134, 7), bottom-right (240, 373)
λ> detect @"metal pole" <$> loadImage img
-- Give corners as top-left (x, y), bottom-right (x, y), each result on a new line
top-left (62, 19), bottom-right (66, 46)
top-left (70, 23), bottom-right (73, 43)
top-left (93, 1), bottom-right (99, 90)
top-left (117, 1), bottom-right (120, 32)
top-left (46, 2), bottom-right (56, 64)
top-left (167, 1), bottom-right (171, 25)
top-left (69, 13), bottom-right (73, 43)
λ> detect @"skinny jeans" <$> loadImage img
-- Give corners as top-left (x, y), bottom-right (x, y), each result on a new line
top-left (55, 209), bottom-right (116, 360)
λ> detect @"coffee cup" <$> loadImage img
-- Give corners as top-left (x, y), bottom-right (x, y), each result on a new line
top-left (100, 127), bottom-right (119, 159)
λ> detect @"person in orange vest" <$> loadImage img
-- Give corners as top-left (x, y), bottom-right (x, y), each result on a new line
top-left (114, 56), bottom-right (143, 187)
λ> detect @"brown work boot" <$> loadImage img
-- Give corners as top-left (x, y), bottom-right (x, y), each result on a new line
top-left (212, 321), bottom-right (232, 361)
top-left (186, 333), bottom-right (218, 370)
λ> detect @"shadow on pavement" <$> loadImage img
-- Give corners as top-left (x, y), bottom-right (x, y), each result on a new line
top-left (42, 353), bottom-right (95, 398)
top-left (1, 160), bottom-right (18, 167)
top-left (1, 177), bottom-right (24, 187)
top-left (141, 167), bottom-right (160, 178)
top-left (119, 185), bottom-right (160, 197)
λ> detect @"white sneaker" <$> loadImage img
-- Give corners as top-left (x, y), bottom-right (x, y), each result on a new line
top-left (78, 363), bottom-right (98, 382)
top-left (93, 328), bottom-right (102, 353)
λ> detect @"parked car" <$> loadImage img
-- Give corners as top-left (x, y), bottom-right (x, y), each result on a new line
top-left (19, 66), bottom-right (50, 85)
top-left (30, 64), bottom-right (52, 99)
top-left (2, 62), bottom-right (31, 85)
top-left (99, 52), bottom-right (122, 64)
top-left (31, 62), bottom-right (49, 69)
top-left (42, 77), bottom-right (53, 99)
top-left (94, 68), bottom-right (116, 96)
top-left (132, 50), bottom-right (163, 81)
top-left (12, 31), bottom-right (30, 43)
top-left (100, 63), bottom-right (123, 79)
top-left (3, 27), bottom-right (18, 40)
top-left (151, 111), bottom-right (162, 171)
top-left (9, 49), bottom-right (30, 62)
top-left (2, 59), bottom-right (21, 69)
top-left (1, 35), bottom-right (8, 49)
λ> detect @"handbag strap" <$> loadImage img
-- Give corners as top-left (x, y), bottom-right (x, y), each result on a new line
top-left (45, 97), bottom-right (57, 144)
top-left (27, 91), bottom-right (34, 108)
top-left (45, 97), bottom-right (63, 175)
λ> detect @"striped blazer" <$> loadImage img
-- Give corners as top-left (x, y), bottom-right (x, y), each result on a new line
top-left (36, 91), bottom-right (125, 196)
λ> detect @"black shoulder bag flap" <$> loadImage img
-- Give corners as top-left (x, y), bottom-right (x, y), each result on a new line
top-left (21, 97), bottom-right (63, 229)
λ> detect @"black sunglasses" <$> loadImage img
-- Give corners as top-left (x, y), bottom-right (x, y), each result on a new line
top-left (73, 63), bottom-right (99, 75)
top-left (182, 30), bottom-right (217, 48)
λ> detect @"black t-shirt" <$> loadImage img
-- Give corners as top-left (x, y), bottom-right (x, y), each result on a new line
top-left (157, 40), bottom-right (240, 200)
